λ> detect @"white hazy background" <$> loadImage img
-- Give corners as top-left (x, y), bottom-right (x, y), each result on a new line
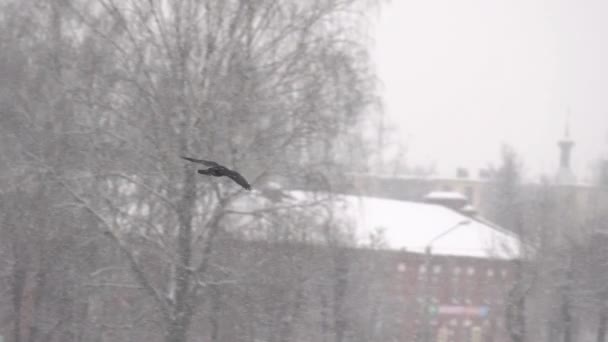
top-left (372, 0), bottom-right (608, 182)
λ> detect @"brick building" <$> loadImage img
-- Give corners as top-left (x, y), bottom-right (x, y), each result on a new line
top-left (379, 249), bottom-right (515, 342)
top-left (322, 193), bottom-right (521, 342)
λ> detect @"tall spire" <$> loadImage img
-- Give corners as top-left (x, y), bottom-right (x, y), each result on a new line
top-left (556, 113), bottom-right (576, 184)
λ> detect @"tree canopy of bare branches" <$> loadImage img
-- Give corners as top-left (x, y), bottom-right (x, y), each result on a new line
top-left (0, 1), bottom-right (381, 341)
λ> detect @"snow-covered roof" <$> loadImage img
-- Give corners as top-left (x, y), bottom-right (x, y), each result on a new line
top-left (423, 191), bottom-right (468, 201)
top-left (226, 191), bottom-right (520, 260)
top-left (309, 194), bottom-right (520, 259)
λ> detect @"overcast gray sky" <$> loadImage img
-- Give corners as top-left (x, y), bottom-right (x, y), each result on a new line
top-left (372, 0), bottom-right (608, 182)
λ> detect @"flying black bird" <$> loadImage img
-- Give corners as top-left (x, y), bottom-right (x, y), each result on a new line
top-left (180, 156), bottom-right (252, 190)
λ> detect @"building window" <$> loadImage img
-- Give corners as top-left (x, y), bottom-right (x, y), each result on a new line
top-left (471, 326), bottom-right (482, 342)
top-left (433, 265), bottom-right (442, 274)
top-left (467, 267), bottom-right (475, 276)
top-left (419, 265), bottom-right (427, 274)
top-left (453, 266), bottom-right (461, 275)
top-left (397, 263), bottom-right (407, 272)
top-left (487, 269), bottom-right (494, 277)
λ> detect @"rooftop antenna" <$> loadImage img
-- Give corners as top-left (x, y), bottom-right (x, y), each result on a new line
top-left (564, 106), bottom-right (572, 139)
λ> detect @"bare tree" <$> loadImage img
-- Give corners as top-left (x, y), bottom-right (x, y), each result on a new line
top-left (487, 145), bottom-right (530, 342)
top-left (0, 1), bottom-right (380, 342)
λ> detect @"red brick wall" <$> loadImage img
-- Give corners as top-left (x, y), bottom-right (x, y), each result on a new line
top-left (388, 252), bottom-right (515, 342)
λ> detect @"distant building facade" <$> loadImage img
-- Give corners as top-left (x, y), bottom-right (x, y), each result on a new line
top-left (343, 126), bottom-right (608, 230)
top-left (383, 250), bottom-right (514, 342)
top-left (323, 194), bottom-right (520, 342)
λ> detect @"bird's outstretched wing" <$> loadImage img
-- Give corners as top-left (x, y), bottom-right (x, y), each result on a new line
top-left (180, 156), bottom-right (220, 167)
top-left (224, 169), bottom-right (252, 190)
